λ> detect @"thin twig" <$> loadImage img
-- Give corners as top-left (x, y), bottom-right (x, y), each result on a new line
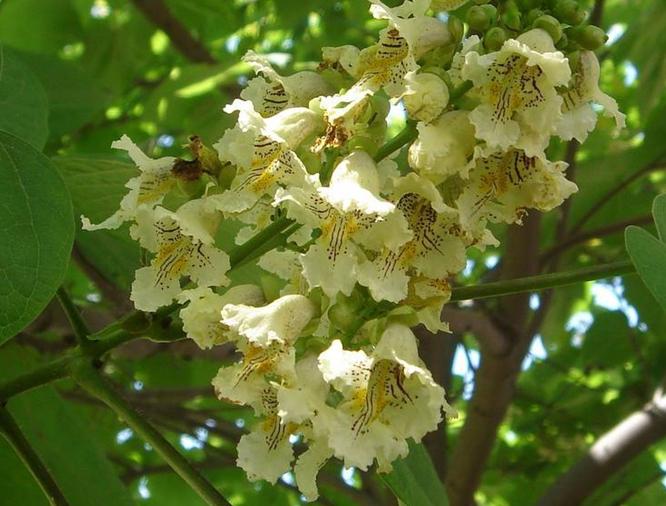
top-left (540, 214), bottom-right (654, 262)
top-left (71, 360), bottom-right (231, 506)
top-left (568, 161), bottom-right (664, 236)
top-left (130, 0), bottom-right (216, 64)
top-left (0, 405), bottom-right (68, 505)
top-left (56, 287), bottom-right (91, 347)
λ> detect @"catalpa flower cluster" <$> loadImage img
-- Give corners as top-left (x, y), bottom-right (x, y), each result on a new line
top-left (82, 0), bottom-right (623, 500)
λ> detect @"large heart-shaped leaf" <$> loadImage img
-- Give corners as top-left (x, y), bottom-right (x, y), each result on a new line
top-left (0, 131), bottom-right (74, 342)
top-left (381, 442), bottom-right (449, 506)
top-left (653, 193), bottom-right (666, 241)
top-left (0, 45), bottom-right (49, 149)
top-left (625, 194), bottom-right (666, 313)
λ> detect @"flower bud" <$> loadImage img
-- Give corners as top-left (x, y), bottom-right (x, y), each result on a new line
top-left (480, 4), bottom-right (497, 20)
top-left (517, 0), bottom-right (541, 10)
top-left (402, 71), bottom-right (449, 123)
top-left (526, 8), bottom-right (545, 26)
top-left (327, 290), bottom-right (365, 334)
top-left (501, 1), bottom-right (522, 31)
top-left (554, 0), bottom-right (586, 25)
top-left (484, 26), bottom-right (507, 51)
top-left (466, 6), bottom-right (491, 32)
top-left (533, 15), bottom-right (563, 43)
top-left (570, 25), bottom-right (608, 50)
top-left (447, 15), bottom-right (465, 43)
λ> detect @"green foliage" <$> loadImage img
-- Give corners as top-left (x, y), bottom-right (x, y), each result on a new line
top-left (0, 345), bottom-right (134, 505)
top-left (0, 131), bottom-right (74, 342)
top-left (625, 195), bottom-right (666, 312)
top-left (0, 45), bottom-right (49, 149)
top-left (55, 155), bottom-right (140, 289)
top-left (382, 442), bottom-right (449, 506)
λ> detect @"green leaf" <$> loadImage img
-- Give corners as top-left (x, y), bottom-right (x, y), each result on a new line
top-left (0, 45), bottom-right (49, 149)
top-left (625, 225), bottom-right (666, 312)
top-left (0, 345), bottom-right (134, 505)
top-left (653, 194), bottom-right (666, 242)
top-left (0, 131), bottom-right (74, 342)
top-left (54, 155), bottom-right (140, 290)
top-left (381, 442), bottom-right (449, 506)
top-left (0, 0), bottom-right (82, 55)
top-left (17, 52), bottom-right (111, 139)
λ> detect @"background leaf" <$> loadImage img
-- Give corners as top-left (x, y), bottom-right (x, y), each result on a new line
top-left (625, 225), bottom-right (666, 312)
top-left (0, 131), bottom-right (74, 342)
top-left (55, 155), bottom-right (140, 290)
top-left (381, 442), bottom-right (449, 506)
top-left (0, 45), bottom-right (49, 149)
top-left (0, 344), bottom-right (134, 505)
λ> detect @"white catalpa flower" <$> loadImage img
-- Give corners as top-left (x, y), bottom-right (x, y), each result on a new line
top-left (555, 50), bottom-right (626, 142)
top-left (178, 285), bottom-right (264, 349)
top-left (408, 110), bottom-right (476, 183)
top-left (277, 356), bottom-right (333, 502)
top-left (235, 386), bottom-right (296, 483)
top-left (316, 324), bottom-right (453, 472)
top-left (358, 173), bottom-right (467, 303)
top-left (402, 71), bottom-right (450, 123)
top-left (240, 50), bottom-right (333, 117)
top-left (81, 135), bottom-right (176, 231)
top-left (221, 294), bottom-right (316, 347)
top-left (258, 249), bottom-right (310, 296)
top-left (129, 206), bottom-right (230, 312)
top-left (462, 28), bottom-right (571, 156)
top-left (369, 0), bottom-right (452, 61)
top-left (274, 151), bottom-right (411, 297)
top-left (456, 146), bottom-right (578, 234)
top-left (321, 45), bottom-right (363, 78)
top-left (213, 340), bottom-right (296, 411)
top-left (212, 301), bottom-right (301, 405)
top-left (213, 99), bottom-right (319, 213)
top-left (448, 35), bottom-right (482, 87)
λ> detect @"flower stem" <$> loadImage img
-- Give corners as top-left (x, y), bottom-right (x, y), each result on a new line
top-left (0, 357), bottom-right (71, 401)
top-left (450, 260), bottom-right (635, 302)
top-left (228, 215), bottom-right (295, 268)
top-left (0, 405), bottom-right (68, 505)
top-left (70, 360), bottom-right (232, 506)
top-left (449, 80), bottom-right (473, 103)
top-left (56, 287), bottom-right (91, 348)
top-left (373, 121), bottom-right (418, 162)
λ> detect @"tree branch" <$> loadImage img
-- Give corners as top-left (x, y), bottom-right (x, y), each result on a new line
top-left (540, 214), bottom-right (653, 263)
top-left (538, 384), bottom-right (666, 506)
top-left (568, 161), bottom-right (664, 236)
top-left (446, 214), bottom-right (542, 506)
top-left (442, 307), bottom-right (509, 356)
top-left (130, 0), bottom-right (216, 64)
top-left (417, 326), bottom-right (457, 481)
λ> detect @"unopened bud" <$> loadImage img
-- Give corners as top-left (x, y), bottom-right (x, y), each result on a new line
top-left (502, 3), bottom-right (522, 31)
top-left (448, 15), bottom-right (465, 43)
top-left (570, 25), bottom-right (608, 50)
top-left (554, 0), bottom-right (587, 25)
top-left (484, 27), bottom-right (508, 51)
top-left (533, 15), bottom-right (563, 43)
top-left (480, 4), bottom-right (497, 22)
top-left (466, 5), bottom-right (491, 31)
top-left (526, 8), bottom-right (545, 26)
